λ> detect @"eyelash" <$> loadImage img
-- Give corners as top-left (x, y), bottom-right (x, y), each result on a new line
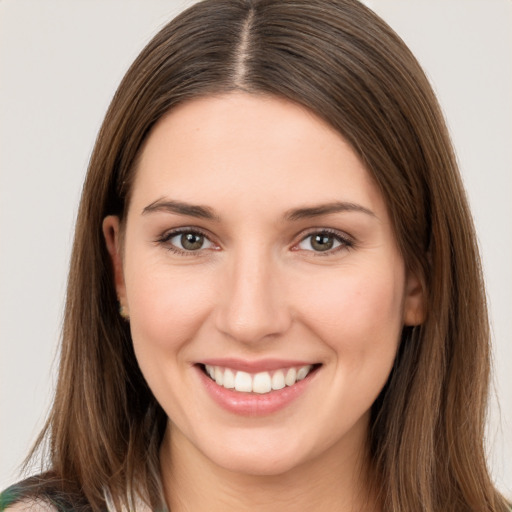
top-left (156, 227), bottom-right (216, 256)
top-left (156, 227), bottom-right (354, 256)
top-left (295, 228), bottom-right (354, 256)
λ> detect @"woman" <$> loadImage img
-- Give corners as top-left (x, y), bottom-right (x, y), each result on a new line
top-left (1, 0), bottom-right (509, 510)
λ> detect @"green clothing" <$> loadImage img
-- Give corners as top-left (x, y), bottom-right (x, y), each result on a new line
top-left (0, 477), bottom-right (84, 512)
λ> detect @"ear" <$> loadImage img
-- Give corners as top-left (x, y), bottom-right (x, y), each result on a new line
top-left (403, 270), bottom-right (426, 326)
top-left (102, 215), bottom-right (128, 313)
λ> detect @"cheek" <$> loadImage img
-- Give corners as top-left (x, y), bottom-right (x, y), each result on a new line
top-left (124, 256), bottom-right (216, 357)
top-left (296, 262), bottom-right (405, 364)
top-left (296, 263), bottom-right (406, 430)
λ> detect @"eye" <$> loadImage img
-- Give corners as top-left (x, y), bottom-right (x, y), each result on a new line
top-left (296, 231), bottom-right (352, 253)
top-left (161, 230), bottom-right (215, 253)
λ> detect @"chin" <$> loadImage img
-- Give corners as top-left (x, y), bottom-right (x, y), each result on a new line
top-left (197, 430), bottom-right (318, 477)
top-left (214, 450), bottom-right (305, 477)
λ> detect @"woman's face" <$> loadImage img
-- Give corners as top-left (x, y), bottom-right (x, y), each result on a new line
top-left (104, 93), bottom-right (424, 477)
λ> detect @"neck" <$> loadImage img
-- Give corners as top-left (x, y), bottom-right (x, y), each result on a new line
top-left (159, 423), bottom-right (380, 512)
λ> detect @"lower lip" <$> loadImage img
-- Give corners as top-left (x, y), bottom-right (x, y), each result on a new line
top-left (196, 365), bottom-right (318, 416)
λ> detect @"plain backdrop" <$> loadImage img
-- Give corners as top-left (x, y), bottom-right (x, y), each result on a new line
top-left (1, 0), bottom-right (511, 498)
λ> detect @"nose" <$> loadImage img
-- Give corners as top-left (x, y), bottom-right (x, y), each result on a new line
top-left (214, 248), bottom-right (292, 345)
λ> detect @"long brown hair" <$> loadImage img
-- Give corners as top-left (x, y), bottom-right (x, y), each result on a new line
top-left (22, 0), bottom-right (508, 510)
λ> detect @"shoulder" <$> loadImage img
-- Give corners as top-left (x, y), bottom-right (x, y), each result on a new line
top-left (0, 482), bottom-right (52, 511)
top-left (0, 476), bottom-right (74, 512)
top-left (1, 499), bottom-right (56, 512)
top-left (0, 480), bottom-right (53, 512)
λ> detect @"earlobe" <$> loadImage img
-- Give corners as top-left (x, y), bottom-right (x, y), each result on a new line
top-left (102, 215), bottom-right (128, 312)
top-left (403, 271), bottom-right (426, 326)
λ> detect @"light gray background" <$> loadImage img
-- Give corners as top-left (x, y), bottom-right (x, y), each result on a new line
top-left (1, 0), bottom-right (511, 498)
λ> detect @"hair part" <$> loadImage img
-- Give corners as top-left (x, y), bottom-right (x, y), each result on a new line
top-left (21, 1), bottom-right (508, 511)
top-left (233, 7), bottom-right (254, 87)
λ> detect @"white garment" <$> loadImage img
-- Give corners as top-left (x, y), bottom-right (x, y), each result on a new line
top-left (104, 488), bottom-right (154, 512)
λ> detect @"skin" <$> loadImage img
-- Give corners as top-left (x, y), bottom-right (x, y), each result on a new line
top-left (103, 93), bottom-right (424, 511)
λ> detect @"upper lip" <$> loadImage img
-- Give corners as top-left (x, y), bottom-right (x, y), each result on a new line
top-left (198, 358), bottom-right (318, 373)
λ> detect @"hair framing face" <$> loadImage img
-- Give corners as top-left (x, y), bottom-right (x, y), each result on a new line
top-left (23, 1), bottom-right (507, 511)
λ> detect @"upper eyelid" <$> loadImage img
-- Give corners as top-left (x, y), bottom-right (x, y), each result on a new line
top-left (158, 226), bottom-right (214, 241)
top-left (295, 227), bottom-right (354, 243)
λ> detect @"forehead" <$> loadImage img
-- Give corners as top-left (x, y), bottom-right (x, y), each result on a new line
top-left (130, 93), bottom-right (386, 219)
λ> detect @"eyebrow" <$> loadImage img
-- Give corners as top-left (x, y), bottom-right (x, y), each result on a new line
top-left (141, 198), bottom-right (375, 222)
top-left (284, 201), bottom-right (376, 221)
top-left (142, 198), bottom-right (220, 221)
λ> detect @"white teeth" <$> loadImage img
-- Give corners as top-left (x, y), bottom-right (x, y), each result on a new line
top-left (204, 364), bottom-right (314, 394)
top-left (285, 367), bottom-right (297, 386)
top-left (271, 370), bottom-right (285, 390)
top-left (253, 372), bottom-right (272, 394)
top-left (234, 371), bottom-right (253, 392)
top-left (297, 365), bottom-right (311, 380)
top-left (223, 368), bottom-right (235, 389)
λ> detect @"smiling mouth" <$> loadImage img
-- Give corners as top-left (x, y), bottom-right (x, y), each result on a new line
top-left (200, 364), bottom-right (320, 394)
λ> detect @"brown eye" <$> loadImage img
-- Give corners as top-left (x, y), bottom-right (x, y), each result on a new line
top-left (311, 234), bottom-right (335, 251)
top-left (181, 233), bottom-right (204, 250)
top-left (166, 231), bottom-right (214, 252)
top-left (297, 231), bottom-right (348, 253)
